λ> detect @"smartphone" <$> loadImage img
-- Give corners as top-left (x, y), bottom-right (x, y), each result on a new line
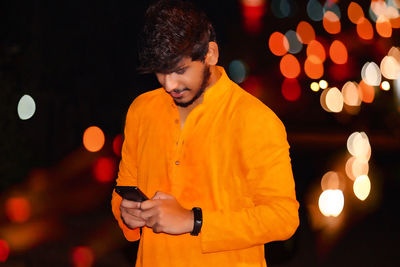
top-left (114, 186), bottom-right (149, 202)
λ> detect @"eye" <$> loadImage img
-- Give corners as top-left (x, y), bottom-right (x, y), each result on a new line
top-left (175, 68), bottom-right (187, 75)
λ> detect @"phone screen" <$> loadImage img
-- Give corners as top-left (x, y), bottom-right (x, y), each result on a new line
top-left (114, 186), bottom-right (149, 202)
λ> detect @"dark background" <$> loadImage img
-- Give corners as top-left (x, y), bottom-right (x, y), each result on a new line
top-left (1, 0), bottom-right (399, 266)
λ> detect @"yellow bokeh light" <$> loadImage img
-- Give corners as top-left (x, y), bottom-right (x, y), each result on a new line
top-left (342, 81), bottom-right (362, 106)
top-left (381, 81), bottom-right (390, 91)
top-left (83, 126), bottom-right (105, 152)
top-left (319, 79), bottom-right (328, 89)
top-left (318, 189), bottom-right (344, 217)
top-left (353, 175), bottom-right (371, 201)
top-left (310, 82), bottom-right (320, 92)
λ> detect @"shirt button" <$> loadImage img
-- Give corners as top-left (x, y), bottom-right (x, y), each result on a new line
top-left (175, 161), bottom-right (180, 165)
top-left (174, 119), bottom-right (179, 124)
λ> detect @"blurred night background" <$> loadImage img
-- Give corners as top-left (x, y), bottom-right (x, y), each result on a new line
top-left (1, 0), bottom-right (400, 266)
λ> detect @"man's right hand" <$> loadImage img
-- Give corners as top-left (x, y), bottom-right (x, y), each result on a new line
top-left (120, 199), bottom-right (146, 229)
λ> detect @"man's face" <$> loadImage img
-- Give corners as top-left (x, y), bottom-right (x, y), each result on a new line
top-left (155, 58), bottom-right (211, 108)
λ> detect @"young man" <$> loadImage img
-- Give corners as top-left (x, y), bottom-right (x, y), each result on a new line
top-left (111, 0), bottom-right (299, 266)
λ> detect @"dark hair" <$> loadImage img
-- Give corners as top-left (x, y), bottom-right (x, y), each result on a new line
top-left (137, 0), bottom-right (216, 74)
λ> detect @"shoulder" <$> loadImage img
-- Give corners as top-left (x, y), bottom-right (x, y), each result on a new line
top-left (126, 88), bottom-right (167, 116)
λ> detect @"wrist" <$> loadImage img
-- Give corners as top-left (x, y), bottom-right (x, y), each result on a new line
top-left (190, 207), bottom-right (202, 236)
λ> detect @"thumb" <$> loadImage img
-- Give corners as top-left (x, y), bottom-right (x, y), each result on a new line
top-left (152, 191), bottom-right (174, 200)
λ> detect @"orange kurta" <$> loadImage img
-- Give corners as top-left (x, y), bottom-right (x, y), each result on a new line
top-left (111, 67), bottom-right (299, 267)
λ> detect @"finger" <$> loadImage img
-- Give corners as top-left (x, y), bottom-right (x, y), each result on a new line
top-left (121, 199), bottom-right (141, 209)
top-left (140, 199), bottom-right (158, 210)
top-left (152, 191), bottom-right (174, 200)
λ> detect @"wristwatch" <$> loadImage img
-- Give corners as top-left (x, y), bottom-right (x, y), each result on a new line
top-left (191, 207), bottom-right (202, 236)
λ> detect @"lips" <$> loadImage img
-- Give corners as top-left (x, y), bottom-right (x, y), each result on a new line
top-left (170, 90), bottom-right (186, 98)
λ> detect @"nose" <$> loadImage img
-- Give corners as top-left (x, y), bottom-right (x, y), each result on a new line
top-left (161, 73), bottom-right (179, 92)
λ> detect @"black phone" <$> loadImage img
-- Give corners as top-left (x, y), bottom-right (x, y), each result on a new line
top-left (114, 186), bottom-right (149, 202)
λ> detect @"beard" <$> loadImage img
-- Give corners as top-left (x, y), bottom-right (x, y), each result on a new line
top-left (173, 65), bottom-right (211, 108)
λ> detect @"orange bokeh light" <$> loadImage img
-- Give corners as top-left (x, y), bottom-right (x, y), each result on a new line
top-left (71, 246), bottom-right (95, 267)
top-left (83, 126), bottom-right (105, 152)
top-left (93, 157), bottom-right (116, 183)
top-left (281, 78), bottom-right (301, 101)
top-left (304, 56), bottom-right (324, 79)
top-left (280, 54), bottom-right (301, 78)
top-left (307, 40), bottom-right (326, 63)
top-left (359, 80), bottom-right (375, 103)
top-left (347, 2), bottom-right (364, 24)
top-left (268, 32), bottom-right (289, 56)
top-left (296, 21), bottom-right (315, 44)
top-left (323, 11), bottom-right (341, 34)
top-left (329, 40), bottom-right (348, 64)
top-left (376, 16), bottom-right (392, 37)
top-left (357, 17), bottom-right (374, 40)
top-left (0, 240), bottom-right (10, 263)
top-left (5, 197), bottom-right (31, 223)
top-left (390, 16), bottom-right (400, 28)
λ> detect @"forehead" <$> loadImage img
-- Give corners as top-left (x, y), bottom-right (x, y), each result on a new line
top-left (161, 57), bottom-right (197, 74)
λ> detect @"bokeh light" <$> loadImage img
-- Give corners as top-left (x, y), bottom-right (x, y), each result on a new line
top-left (380, 55), bottom-right (400, 80)
top-left (229, 60), bottom-right (248, 83)
top-left (345, 156), bottom-right (369, 181)
top-left (353, 175), bottom-right (371, 201)
top-left (280, 54), bottom-right (301, 78)
top-left (376, 15), bottom-right (393, 37)
top-left (296, 21), bottom-right (315, 44)
top-left (362, 61), bottom-right (381, 86)
top-left (320, 171), bottom-right (340, 191)
top-left (307, 0), bottom-right (324, 21)
top-left (285, 30), bottom-right (303, 54)
top-left (271, 0), bottom-right (297, 18)
top-left (310, 81), bottom-right (320, 92)
top-left (318, 189), bottom-right (344, 217)
top-left (348, 2), bottom-right (364, 24)
top-left (71, 246), bottom-right (95, 267)
top-left (17, 94), bottom-right (36, 120)
top-left (346, 131), bottom-right (371, 161)
top-left (281, 78), bottom-right (301, 101)
top-left (112, 134), bottom-right (123, 157)
top-left (5, 197), bottom-right (31, 223)
top-left (307, 40), bottom-right (326, 63)
top-left (342, 81), bottom-right (362, 106)
top-left (304, 56), bottom-right (324, 79)
top-left (83, 126), bottom-right (105, 153)
top-left (0, 240), bottom-right (10, 263)
top-left (358, 80), bottom-right (375, 103)
top-left (268, 32), bottom-right (289, 56)
top-left (319, 79), bottom-right (328, 89)
top-left (357, 17), bottom-right (374, 40)
top-left (93, 157), bottom-right (116, 183)
top-left (323, 11), bottom-right (341, 34)
top-left (380, 81), bottom-right (390, 91)
top-left (329, 40), bottom-right (348, 64)
top-left (320, 87), bottom-right (343, 113)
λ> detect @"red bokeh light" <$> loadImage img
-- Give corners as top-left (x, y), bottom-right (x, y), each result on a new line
top-left (93, 157), bottom-right (116, 183)
top-left (71, 246), bottom-right (95, 267)
top-left (281, 78), bottom-right (301, 101)
top-left (0, 240), bottom-right (10, 263)
top-left (5, 197), bottom-right (31, 223)
top-left (112, 134), bottom-right (123, 157)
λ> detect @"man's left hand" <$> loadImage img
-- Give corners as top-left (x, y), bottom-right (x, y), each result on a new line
top-left (140, 191), bottom-right (194, 235)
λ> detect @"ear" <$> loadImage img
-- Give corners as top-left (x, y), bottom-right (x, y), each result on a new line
top-left (205, 41), bottom-right (219, 66)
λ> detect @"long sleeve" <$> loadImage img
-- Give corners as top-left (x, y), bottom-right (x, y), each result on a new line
top-left (111, 100), bottom-right (141, 241)
top-left (200, 101), bottom-right (299, 253)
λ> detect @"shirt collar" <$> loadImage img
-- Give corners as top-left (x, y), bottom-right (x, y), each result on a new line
top-left (202, 66), bottom-right (231, 106)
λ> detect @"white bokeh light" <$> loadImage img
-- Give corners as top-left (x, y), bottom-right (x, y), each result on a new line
top-left (318, 189), bottom-right (344, 217)
top-left (17, 94), bottom-right (36, 120)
